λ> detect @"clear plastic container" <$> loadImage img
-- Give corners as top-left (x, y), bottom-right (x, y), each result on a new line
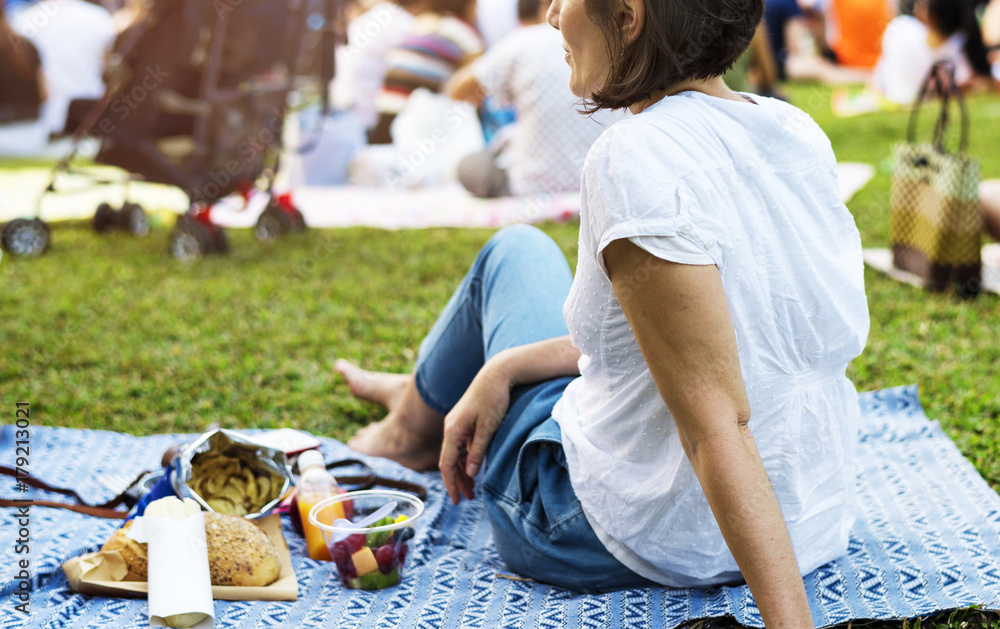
top-left (308, 489), bottom-right (424, 590)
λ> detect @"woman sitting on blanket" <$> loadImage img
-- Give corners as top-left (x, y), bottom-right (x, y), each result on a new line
top-left (336, 0), bottom-right (869, 625)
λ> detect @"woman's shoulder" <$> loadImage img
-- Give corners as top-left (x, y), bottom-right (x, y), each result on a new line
top-left (585, 93), bottom-right (833, 191)
top-left (585, 95), bottom-right (759, 177)
top-left (584, 114), bottom-right (678, 181)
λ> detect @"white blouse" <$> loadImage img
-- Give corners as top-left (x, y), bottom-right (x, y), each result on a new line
top-left (551, 91), bottom-right (870, 587)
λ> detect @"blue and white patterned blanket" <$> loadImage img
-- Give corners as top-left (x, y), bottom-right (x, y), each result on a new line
top-left (2, 385), bottom-right (999, 629)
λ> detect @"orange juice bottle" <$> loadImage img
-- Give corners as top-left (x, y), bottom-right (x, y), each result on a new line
top-left (296, 450), bottom-right (345, 561)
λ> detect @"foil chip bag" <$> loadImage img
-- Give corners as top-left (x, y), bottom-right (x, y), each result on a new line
top-left (172, 429), bottom-right (293, 520)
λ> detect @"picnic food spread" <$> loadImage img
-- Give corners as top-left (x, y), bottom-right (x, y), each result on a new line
top-left (60, 429), bottom-right (424, 627)
top-left (103, 510), bottom-right (282, 587)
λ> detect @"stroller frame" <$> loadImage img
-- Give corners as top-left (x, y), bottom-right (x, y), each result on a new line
top-left (1, 0), bottom-right (344, 259)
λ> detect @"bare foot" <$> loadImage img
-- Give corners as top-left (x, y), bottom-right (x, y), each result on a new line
top-left (347, 412), bottom-right (442, 471)
top-left (335, 359), bottom-right (410, 410)
top-left (341, 362), bottom-right (446, 471)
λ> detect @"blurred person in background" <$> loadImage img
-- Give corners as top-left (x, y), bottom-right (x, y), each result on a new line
top-left (984, 0), bottom-right (1000, 83)
top-left (0, 0), bottom-right (47, 155)
top-left (983, 181), bottom-right (1000, 242)
top-left (834, 0), bottom-right (991, 114)
top-left (819, 0), bottom-right (893, 69)
top-left (368, 0), bottom-right (483, 144)
top-left (444, 0), bottom-right (616, 197)
top-left (12, 0), bottom-right (114, 137)
top-left (870, 0), bottom-right (991, 105)
top-left (783, 0), bottom-right (891, 83)
top-left (332, 0), bottom-right (415, 135)
top-left (724, 21), bottom-right (783, 99)
top-left (762, 0), bottom-right (803, 80)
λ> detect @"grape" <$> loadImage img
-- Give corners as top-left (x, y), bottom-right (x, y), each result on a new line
top-left (340, 561), bottom-right (357, 580)
top-left (331, 542), bottom-right (351, 569)
top-left (345, 533), bottom-right (367, 553)
top-left (375, 544), bottom-right (397, 573)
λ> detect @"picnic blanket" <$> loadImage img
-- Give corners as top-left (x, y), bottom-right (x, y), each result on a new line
top-left (863, 245), bottom-right (1000, 295)
top-left (2, 384), bottom-right (998, 629)
top-left (0, 163), bottom-right (876, 229)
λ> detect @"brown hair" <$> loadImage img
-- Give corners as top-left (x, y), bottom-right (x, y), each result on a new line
top-left (583, 0), bottom-right (763, 111)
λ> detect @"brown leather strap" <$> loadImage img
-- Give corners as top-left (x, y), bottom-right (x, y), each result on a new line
top-left (0, 498), bottom-right (129, 519)
top-left (324, 458), bottom-right (428, 501)
top-left (905, 60), bottom-right (969, 153)
top-left (0, 459), bottom-right (429, 519)
top-left (0, 465), bottom-right (148, 511)
top-left (373, 477), bottom-right (429, 501)
top-left (325, 458), bottom-right (376, 489)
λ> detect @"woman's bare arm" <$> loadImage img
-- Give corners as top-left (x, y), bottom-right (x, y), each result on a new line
top-left (444, 63), bottom-right (485, 104)
top-left (603, 238), bottom-right (814, 629)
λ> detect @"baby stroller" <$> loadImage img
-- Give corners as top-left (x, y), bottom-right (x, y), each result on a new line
top-left (1, 0), bottom-right (343, 259)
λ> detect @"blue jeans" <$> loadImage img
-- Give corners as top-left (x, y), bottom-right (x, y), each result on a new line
top-left (413, 225), bottom-right (656, 592)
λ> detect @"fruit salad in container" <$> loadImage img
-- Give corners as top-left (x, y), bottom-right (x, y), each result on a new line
top-left (308, 489), bottom-right (424, 590)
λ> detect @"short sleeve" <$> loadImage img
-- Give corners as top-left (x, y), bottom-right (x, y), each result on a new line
top-left (584, 122), bottom-right (697, 263)
top-left (628, 235), bottom-right (715, 266)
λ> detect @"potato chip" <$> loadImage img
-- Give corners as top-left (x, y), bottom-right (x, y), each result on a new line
top-left (206, 498), bottom-right (234, 515)
top-left (257, 476), bottom-right (271, 503)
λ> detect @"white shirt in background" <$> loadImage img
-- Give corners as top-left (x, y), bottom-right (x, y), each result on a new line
top-left (872, 15), bottom-right (973, 106)
top-left (471, 23), bottom-right (618, 196)
top-left (553, 92), bottom-right (870, 587)
top-left (13, 0), bottom-right (115, 135)
top-left (332, 2), bottom-right (415, 130)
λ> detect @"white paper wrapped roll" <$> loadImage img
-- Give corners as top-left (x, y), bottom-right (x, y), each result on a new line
top-left (128, 502), bottom-right (215, 629)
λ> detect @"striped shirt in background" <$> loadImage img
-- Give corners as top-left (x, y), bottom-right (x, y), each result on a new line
top-left (376, 13), bottom-right (484, 115)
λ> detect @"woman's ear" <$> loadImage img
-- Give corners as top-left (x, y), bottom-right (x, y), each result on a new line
top-left (619, 0), bottom-right (645, 46)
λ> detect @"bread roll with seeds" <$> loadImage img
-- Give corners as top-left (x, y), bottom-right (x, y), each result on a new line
top-left (103, 511), bottom-right (281, 587)
top-left (203, 511), bottom-right (281, 587)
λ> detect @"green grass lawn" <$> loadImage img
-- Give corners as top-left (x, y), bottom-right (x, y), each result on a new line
top-left (1, 83), bottom-right (999, 626)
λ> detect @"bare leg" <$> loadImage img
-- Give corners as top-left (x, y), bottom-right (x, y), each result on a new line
top-left (335, 360), bottom-right (444, 471)
top-left (335, 227), bottom-right (573, 472)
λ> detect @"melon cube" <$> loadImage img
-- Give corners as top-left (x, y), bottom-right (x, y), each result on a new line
top-left (351, 546), bottom-right (379, 577)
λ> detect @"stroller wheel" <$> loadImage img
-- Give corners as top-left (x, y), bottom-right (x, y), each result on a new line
top-left (169, 216), bottom-right (211, 261)
top-left (255, 205), bottom-right (290, 242)
top-left (1, 218), bottom-right (50, 257)
top-left (123, 203), bottom-right (150, 237)
top-left (286, 206), bottom-right (307, 233)
top-left (208, 224), bottom-right (229, 254)
top-left (94, 203), bottom-right (115, 233)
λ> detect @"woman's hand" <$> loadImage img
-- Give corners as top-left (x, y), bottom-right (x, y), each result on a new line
top-left (439, 358), bottom-right (513, 505)
top-left (438, 336), bottom-right (582, 505)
